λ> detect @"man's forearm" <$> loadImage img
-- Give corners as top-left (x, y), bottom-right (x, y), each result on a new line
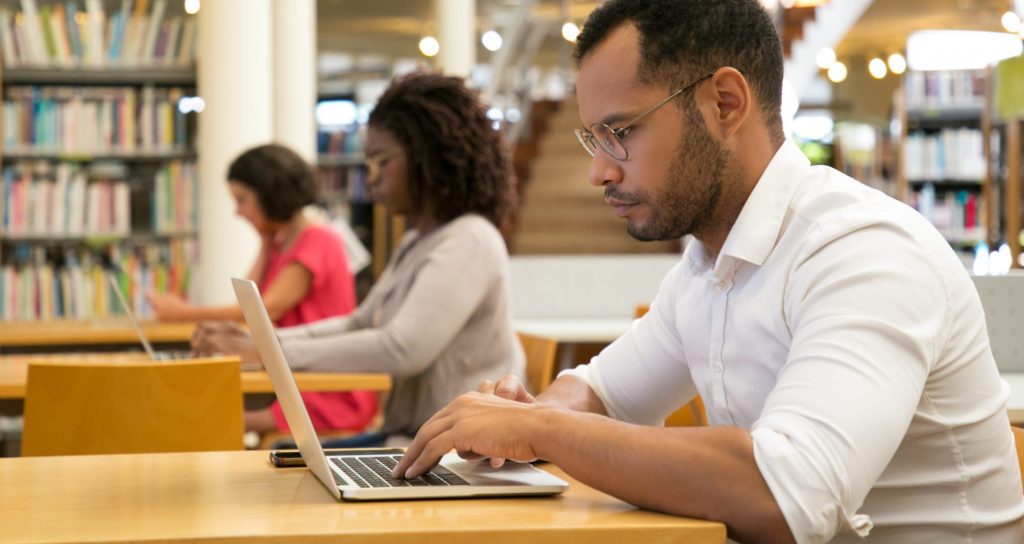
top-left (527, 406), bottom-right (794, 544)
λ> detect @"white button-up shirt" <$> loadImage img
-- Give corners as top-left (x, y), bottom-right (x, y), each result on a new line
top-left (564, 141), bottom-right (1024, 543)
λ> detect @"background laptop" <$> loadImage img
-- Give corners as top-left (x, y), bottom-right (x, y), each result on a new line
top-left (102, 257), bottom-right (191, 361)
top-left (231, 277), bottom-right (569, 501)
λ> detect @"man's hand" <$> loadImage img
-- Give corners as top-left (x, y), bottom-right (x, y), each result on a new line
top-left (392, 391), bottom-right (547, 480)
top-left (191, 321), bottom-right (261, 365)
top-left (470, 374), bottom-right (538, 467)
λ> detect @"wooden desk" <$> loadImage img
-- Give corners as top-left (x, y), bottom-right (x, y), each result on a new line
top-left (0, 319), bottom-right (196, 351)
top-left (0, 450), bottom-right (726, 543)
top-left (0, 353), bottom-right (392, 399)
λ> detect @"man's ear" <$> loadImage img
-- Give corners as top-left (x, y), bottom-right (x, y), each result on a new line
top-left (703, 67), bottom-right (751, 141)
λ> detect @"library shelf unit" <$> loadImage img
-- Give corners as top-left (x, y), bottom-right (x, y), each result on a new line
top-left (0, 61), bottom-right (199, 322)
top-left (894, 69), bottom-right (999, 258)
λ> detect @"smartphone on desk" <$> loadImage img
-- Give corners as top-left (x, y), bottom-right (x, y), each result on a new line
top-left (269, 448), bottom-right (406, 467)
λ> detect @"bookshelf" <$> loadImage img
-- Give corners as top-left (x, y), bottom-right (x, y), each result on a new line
top-left (0, 0), bottom-right (199, 321)
top-left (895, 69), bottom-right (994, 255)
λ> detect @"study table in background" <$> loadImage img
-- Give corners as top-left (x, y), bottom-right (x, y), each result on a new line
top-left (0, 449), bottom-right (726, 544)
top-left (0, 352), bottom-right (392, 400)
top-left (0, 319), bottom-right (198, 353)
top-left (515, 318), bottom-right (1024, 425)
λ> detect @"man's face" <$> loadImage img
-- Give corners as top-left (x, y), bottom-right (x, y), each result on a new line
top-left (576, 24), bottom-right (730, 241)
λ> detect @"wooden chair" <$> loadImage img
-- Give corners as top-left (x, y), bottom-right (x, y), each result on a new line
top-left (518, 331), bottom-right (558, 394)
top-left (635, 303), bottom-right (708, 427)
top-left (21, 357), bottom-right (244, 456)
top-left (1013, 425), bottom-right (1024, 492)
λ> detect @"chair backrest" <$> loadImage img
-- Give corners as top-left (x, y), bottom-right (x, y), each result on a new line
top-left (22, 357), bottom-right (244, 456)
top-left (1013, 425), bottom-right (1024, 492)
top-left (517, 332), bottom-right (558, 394)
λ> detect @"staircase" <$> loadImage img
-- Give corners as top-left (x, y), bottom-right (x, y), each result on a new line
top-left (512, 96), bottom-right (679, 255)
top-left (783, 0), bottom-right (874, 100)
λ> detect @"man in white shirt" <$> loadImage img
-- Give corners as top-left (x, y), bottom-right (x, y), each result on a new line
top-left (393, 1), bottom-right (1024, 542)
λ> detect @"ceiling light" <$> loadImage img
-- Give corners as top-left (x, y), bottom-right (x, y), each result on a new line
top-left (1002, 11), bottom-right (1022, 33)
top-left (868, 57), bottom-right (887, 79)
top-left (561, 22), bottom-right (580, 43)
top-left (418, 36), bottom-right (440, 57)
top-left (907, 30), bottom-right (1023, 71)
top-left (816, 48), bottom-right (836, 69)
top-left (481, 30), bottom-right (502, 52)
top-left (827, 61), bottom-right (847, 83)
top-left (184, 0), bottom-right (199, 15)
top-left (887, 52), bottom-right (907, 75)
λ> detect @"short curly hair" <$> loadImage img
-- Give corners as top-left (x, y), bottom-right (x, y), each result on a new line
top-left (226, 144), bottom-right (318, 222)
top-left (368, 72), bottom-right (511, 227)
top-left (574, 0), bottom-right (784, 143)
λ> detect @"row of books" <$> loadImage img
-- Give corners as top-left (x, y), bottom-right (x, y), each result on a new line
top-left (152, 159), bottom-right (196, 233)
top-left (903, 128), bottom-right (986, 182)
top-left (3, 85), bottom-right (191, 154)
top-left (0, 0), bottom-right (195, 69)
top-left (904, 70), bottom-right (986, 111)
top-left (2, 162), bottom-right (130, 236)
top-left (0, 159), bottom-right (196, 236)
top-left (0, 241), bottom-right (191, 321)
top-left (317, 128), bottom-right (366, 157)
top-left (913, 186), bottom-right (985, 243)
top-left (316, 164), bottom-right (371, 205)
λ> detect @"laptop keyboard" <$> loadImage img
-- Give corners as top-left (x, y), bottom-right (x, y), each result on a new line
top-left (330, 455), bottom-right (470, 488)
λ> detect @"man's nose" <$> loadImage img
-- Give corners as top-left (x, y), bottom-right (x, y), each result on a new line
top-left (587, 150), bottom-right (623, 188)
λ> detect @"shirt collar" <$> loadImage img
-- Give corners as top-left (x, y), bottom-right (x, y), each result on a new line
top-left (684, 140), bottom-right (809, 277)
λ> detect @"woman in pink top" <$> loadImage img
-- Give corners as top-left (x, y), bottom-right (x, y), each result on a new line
top-left (147, 144), bottom-right (377, 435)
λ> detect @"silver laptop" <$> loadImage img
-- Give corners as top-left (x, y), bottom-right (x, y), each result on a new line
top-left (231, 277), bottom-right (569, 501)
top-left (972, 274), bottom-right (1024, 372)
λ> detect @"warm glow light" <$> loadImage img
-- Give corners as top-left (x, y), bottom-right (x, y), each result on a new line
top-left (561, 22), bottom-right (581, 43)
top-left (868, 57), bottom-right (887, 79)
top-left (184, 0), bottom-right (200, 15)
top-left (816, 47), bottom-right (836, 69)
top-left (418, 36), bottom-right (440, 57)
top-left (1002, 11), bottom-right (1022, 33)
top-left (887, 52), bottom-right (907, 75)
top-left (481, 30), bottom-right (502, 52)
top-left (907, 30), bottom-right (1023, 71)
top-left (827, 61), bottom-right (847, 83)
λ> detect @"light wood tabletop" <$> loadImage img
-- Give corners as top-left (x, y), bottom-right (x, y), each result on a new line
top-left (0, 319), bottom-right (197, 347)
top-left (0, 449), bottom-right (727, 544)
top-left (0, 353), bottom-right (391, 399)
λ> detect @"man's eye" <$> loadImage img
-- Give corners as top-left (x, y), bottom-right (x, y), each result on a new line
top-left (616, 127), bottom-right (634, 139)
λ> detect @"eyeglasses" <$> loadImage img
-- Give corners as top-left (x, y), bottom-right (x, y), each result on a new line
top-left (363, 148), bottom-right (404, 180)
top-left (573, 73), bottom-right (713, 161)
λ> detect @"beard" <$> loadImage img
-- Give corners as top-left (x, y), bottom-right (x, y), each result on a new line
top-left (606, 111), bottom-right (732, 242)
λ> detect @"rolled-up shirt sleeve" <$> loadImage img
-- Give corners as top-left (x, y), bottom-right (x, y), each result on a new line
top-left (750, 219), bottom-right (948, 543)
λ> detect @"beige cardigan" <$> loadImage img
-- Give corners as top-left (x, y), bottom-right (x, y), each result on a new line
top-left (277, 214), bottom-right (525, 436)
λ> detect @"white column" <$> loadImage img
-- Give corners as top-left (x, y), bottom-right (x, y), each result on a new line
top-left (272, 0), bottom-right (317, 163)
top-left (435, 0), bottom-right (476, 78)
top-left (193, 0), bottom-right (273, 305)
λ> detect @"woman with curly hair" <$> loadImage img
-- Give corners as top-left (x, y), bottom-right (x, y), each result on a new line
top-left (193, 73), bottom-right (525, 446)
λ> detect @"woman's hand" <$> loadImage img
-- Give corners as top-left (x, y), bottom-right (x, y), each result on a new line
top-left (191, 321), bottom-right (262, 366)
top-left (146, 292), bottom-right (193, 321)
